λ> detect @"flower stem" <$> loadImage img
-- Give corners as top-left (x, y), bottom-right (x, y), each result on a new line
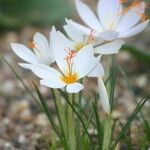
top-left (103, 115), bottom-right (113, 150)
top-left (67, 93), bottom-right (76, 150)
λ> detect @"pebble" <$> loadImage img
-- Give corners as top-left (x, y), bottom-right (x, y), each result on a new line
top-left (0, 80), bottom-right (16, 96)
top-left (20, 109), bottom-right (33, 122)
top-left (4, 142), bottom-right (14, 150)
top-left (10, 100), bottom-right (33, 122)
top-left (18, 135), bottom-right (27, 144)
top-left (135, 75), bottom-right (147, 88)
top-left (34, 113), bottom-right (49, 126)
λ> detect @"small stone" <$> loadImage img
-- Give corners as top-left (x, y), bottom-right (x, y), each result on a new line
top-left (135, 75), bottom-right (147, 88)
top-left (3, 118), bottom-right (11, 126)
top-left (4, 142), bottom-right (14, 150)
top-left (20, 109), bottom-right (33, 122)
top-left (34, 114), bottom-right (49, 126)
top-left (10, 100), bottom-right (33, 122)
top-left (18, 135), bottom-right (27, 144)
top-left (1, 80), bottom-right (16, 96)
top-left (112, 110), bottom-right (122, 119)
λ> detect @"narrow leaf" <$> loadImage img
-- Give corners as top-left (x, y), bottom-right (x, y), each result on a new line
top-left (111, 96), bottom-right (150, 149)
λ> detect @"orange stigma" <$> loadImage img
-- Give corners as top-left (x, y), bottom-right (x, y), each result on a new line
top-left (64, 48), bottom-right (76, 75)
top-left (28, 41), bottom-right (36, 49)
top-left (28, 41), bottom-right (42, 56)
top-left (62, 48), bottom-right (77, 84)
top-left (121, 1), bottom-right (148, 22)
top-left (119, 0), bottom-right (128, 4)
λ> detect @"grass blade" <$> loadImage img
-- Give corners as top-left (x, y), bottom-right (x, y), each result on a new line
top-left (57, 89), bottom-right (95, 150)
top-left (109, 57), bottom-right (117, 112)
top-left (111, 96), bottom-right (150, 149)
top-left (93, 102), bottom-right (104, 150)
top-left (33, 83), bottom-right (62, 138)
top-left (1, 57), bottom-right (36, 101)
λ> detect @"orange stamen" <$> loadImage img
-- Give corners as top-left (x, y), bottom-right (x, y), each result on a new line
top-left (121, 1), bottom-right (148, 22)
top-left (119, 0), bottom-right (128, 4)
top-left (62, 48), bottom-right (77, 84)
top-left (86, 30), bottom-right (96, 44)
top-left (122, 1), bottom-right (141, 14)
top-left (137, 12), bottom-right (148, 21)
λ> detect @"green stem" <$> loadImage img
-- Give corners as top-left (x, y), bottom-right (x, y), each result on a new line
top-left (68, 93), bottom-right (76, 150)
top-left (51, 89), bottom-right (69, 150)
top-left (58, 89), bottom-right (94, 150)
top-left (103, 115), bottom-right (113, 150)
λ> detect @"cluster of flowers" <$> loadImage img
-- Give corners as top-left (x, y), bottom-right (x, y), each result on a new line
top-left (11, 0), bottom-right (149, 113)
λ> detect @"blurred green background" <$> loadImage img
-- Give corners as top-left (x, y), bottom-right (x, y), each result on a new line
top-left (0, 0), bottom-right (74, 31)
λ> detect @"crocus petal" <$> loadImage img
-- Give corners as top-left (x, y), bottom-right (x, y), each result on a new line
top-left (98, 30), bottom-right (119, 41)
top-left (52, 31), bottom-right (74, 73)
top-left (34, 32), bottom-right (55, 65)
top-left (73, 45), bottom-right (98, 79)
top-left (49, 26), bottom-right (56, 63)
top-left (88, 62), bottom-right (104, 77)
top-left (38, 56), bottom-right (54, 65)
top-left (20, 63), bottom-right (66, 88)
top-left (94, 39), bottom-right (124, 55)
top-left (34, 32), bottom-right (49, 55)
top-left (75, 0), bottom-right (103, 31)
top-left (97, 0), bottom-right (120, 29)
top-left (117, 2), bottom-right (146, 32)
top-left (19, 63), bottom-right (32, 69)
top-left (19, 63), bottom-right (62, 80)
top-left (63, 24), bottom-right (84, 43)
top-left (66, 82), bottom-right (84, 93)
top-left (98, 77), bottom-right (110, 114)
top-left (11, 43), bottom-right (38, 63)
top-left (40, 79), bottom-right (66, 89)
top-left (66, 18), bottom-right (91, 35)
top-left (119, 19), bottom-right (149, 38)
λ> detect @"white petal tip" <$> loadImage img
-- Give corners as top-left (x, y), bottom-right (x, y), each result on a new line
top-left (98, 77), bottom-right (110, 114)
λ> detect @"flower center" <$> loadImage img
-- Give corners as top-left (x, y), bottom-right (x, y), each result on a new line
top-left (60, 73), bottom-right (78, 84)
top-left (62, 48), bottom-right (77, 84)
top-left (74, 42), bottom-right (85, 52)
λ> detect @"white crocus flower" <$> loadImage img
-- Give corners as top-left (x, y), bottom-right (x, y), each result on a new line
top-left (98, 77), bottom-right (110, 114)
top-left (20, 31), bottom-right (103, 93)
top-left (64, 22), bottom-right (124, 55)
top-left (54, 30), bottom-right (104, 77)
top-left (63, 23), bottom-right (111, 112)
top-left (67, 0), bottom-right (149, 41)
top-left (11, 27), bottom-right (56, 66)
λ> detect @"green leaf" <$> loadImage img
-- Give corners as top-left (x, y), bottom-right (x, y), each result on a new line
top-left (142, 119), bottom-right (150, 142)
top-left (109, 57), bottom-right (117, 112)
top-left (93, 102), bottom-right (104, 150)
top-left (51, 89), bottom-right (69, 146)
top-left (57, 89), bottom-right (95, 150)
top-left (111, 96), bottom-right (150, 149)
top-left (33, 83), bottom-right (62, 138)
top-left (1, 57), bottom-right (40, 105)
